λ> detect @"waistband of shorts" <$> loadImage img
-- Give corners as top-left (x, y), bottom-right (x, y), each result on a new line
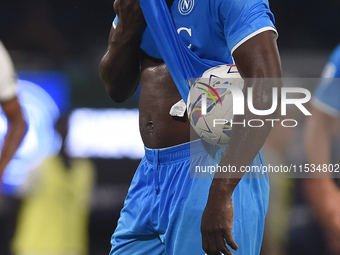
top-left (144, 139), bottom-right (222, 164)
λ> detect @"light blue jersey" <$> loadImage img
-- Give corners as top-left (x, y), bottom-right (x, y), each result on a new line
top-left (114, 0), bottom-right (277, 102)
top-left (140, 0), bottom-right (276, 63)
top-left (312, 44), bottom-right (340, 116)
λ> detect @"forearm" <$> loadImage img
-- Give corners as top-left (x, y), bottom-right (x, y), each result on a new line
top-left (0, 100), bottom-right (26, 178)
top-left (210, 31), bottom-right (282, 195)
top-left (212, 78), bottom-right (281, 194)
top-left (303, 108), bottom-right (338, 211)
top-left (99, 26), bottom-right (142, 103)
top-left (303, 144), bottom-right (340, 231)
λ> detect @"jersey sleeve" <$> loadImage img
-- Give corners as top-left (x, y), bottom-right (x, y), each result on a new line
top-left (112, 15), bottom-right (118, 29)
top-left (0, 41), bottom-right (17, 102)
top-left (312, 44), bottom-right (340, 117)
top-left (217, 0), bottom-right (277, 54)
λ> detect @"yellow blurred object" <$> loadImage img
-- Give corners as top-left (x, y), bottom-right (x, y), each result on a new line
top-left (12, 155), bottom-right (95, 255)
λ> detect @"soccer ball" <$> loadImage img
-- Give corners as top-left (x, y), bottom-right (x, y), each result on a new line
top-left (187, 64), bottom-right (244, 147)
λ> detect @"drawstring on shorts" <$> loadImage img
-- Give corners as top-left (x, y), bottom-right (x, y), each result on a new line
top-left (152, 149), bottom-right (160, 194)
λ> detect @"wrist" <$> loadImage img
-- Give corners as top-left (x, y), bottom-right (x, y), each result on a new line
top-left (114, 20), bottom-right (145, 40)
top-left (209, 178), bottom-right (239, 199)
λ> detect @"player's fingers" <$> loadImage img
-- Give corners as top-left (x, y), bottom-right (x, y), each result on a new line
top-left (216, 235), bottom-right (233, 255)
top-left (207, 234), bottom-right (222, 255)
top-left (223, 231), bottom-right (239, 251)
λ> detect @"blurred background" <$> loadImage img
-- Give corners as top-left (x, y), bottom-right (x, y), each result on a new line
top-left (0, 0), bottom-right (340, 255)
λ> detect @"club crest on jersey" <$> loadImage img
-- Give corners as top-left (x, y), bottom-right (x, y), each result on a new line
top-left (178, 0), bottom-right (194, 15)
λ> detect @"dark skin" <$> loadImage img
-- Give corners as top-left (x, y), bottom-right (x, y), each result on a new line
top-left (99, 0), bottom-right (282, 254)
top-left (56, 115), bottom-right (72, 169)
top-left (0, 97), bottom-right (26, 179)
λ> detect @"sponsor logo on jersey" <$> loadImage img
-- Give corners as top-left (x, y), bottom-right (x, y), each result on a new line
top-left (178, 0), bottom-right (194, 15)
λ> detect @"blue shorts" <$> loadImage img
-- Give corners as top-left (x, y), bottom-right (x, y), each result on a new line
top-left (110, 140), bottom-right (269, 255)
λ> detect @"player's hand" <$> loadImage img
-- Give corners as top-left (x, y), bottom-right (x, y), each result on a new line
top-left (201, 194), bottom-right (238, 255)
top-left (113, 0), bottom-right (146, 35)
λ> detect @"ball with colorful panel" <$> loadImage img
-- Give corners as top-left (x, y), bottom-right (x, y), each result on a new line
top-left (187, 64), bottom-right (244, 146)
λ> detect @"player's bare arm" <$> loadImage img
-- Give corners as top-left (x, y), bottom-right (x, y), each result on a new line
top-left (100, 0), bottom-right (194, 149)
top-left (201, 30), bottom-right (282, 255)
top-left (99, 0), bottom-right (145, 103)
top-left (303, 106), bottom-right (340, 241)
top-left (0, 97), bottom-right (26, 178)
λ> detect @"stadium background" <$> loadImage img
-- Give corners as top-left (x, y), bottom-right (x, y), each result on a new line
top-left (1, 0), bottom-right (340, 254)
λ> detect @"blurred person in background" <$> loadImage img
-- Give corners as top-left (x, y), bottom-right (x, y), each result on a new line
top-left (0, 41), bottom-right (27, 255)
top-left (303, 43), bottom-right (340, 255)
top-left (0, 41), bottom-right (26, 183)
top-left (11, 113), bottom-right (95, 255)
